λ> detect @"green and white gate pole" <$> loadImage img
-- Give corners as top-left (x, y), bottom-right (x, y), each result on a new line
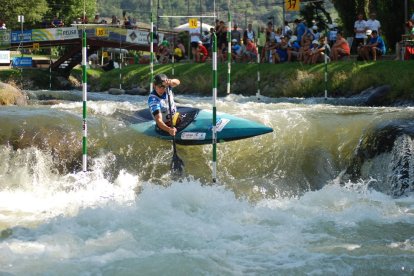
top-left (227, 11), bottom-right (231, 94)
top-left (212, 32), bottom-right (218, 183)
top-left (82, 30), bottom-right (88, 172)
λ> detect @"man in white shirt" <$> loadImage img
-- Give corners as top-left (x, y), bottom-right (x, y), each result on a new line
top-left (354, 13), bottom-right (367, 53)
top-left (366, 12), bottom-right (381, 34)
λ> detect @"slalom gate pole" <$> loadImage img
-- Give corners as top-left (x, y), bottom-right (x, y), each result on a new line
top-left (212, 33), bottom-right (218, 183)
top-left (256, 52), bottom-right (261, 100)
top-left (150, 1), bottom-right (154, 91)
top-left (172, 55), bottom-right (175, 76)
top-left (82, 30), bottom-right (88, 172)
top-left (324, 35), bottom-right (328, 100)
top-left (227, 10), bottom-right (231, 94)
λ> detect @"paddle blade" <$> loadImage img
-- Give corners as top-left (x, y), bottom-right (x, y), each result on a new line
top-left (171, 153), bottom-right (184, 177)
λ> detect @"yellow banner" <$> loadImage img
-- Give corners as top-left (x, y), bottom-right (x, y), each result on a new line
top-left (102, 51), bottom-right (108, 58)
top-left (188, 18), bottom-right (198, 29)
top-left (96, 27), bottom-right (108, 37)
top-left (32, 43), bottom-right (40, 50)
top-left (285, 0), bottom-right (300, 12)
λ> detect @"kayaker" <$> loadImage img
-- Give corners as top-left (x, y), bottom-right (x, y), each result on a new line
top-left (148, 74), bottom-right (181, 136)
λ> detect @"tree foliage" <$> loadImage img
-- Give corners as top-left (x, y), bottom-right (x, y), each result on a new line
top-left (0, 0), bottom-right (49, 29)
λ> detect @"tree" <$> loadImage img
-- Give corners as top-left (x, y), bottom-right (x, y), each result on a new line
top-left (45, 0), bottom-right (97, 25)
top-left (0, 0), bottom-right (49, 29)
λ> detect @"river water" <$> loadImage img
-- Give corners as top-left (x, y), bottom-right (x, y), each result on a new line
top-left (0, 91), bottom-right (413, 275)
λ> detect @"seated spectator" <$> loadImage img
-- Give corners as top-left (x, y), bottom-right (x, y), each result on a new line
top-left (330, 31), bottom-right (350, 61)
top-left (309, 37), bottom-right (331, 64)
top-left (51, 16), bottom-right (64, 28)
top-left (276, 36), bottom-right (289, 63)
top-left (231, 39), bottom-right (243, 62)
top-left (157, 40), bottom-right (170, 64)
top-left (93, 14), bottom-right (101, 24)
top-left (287, 36), bottom-right (300, 62)
top-left (243, 38), bottom-right (258, 63)
top-left (102, 59), bottom-right (115, 71)
top-left (328, 23), bottom-right (338, 47)
top-left (196, 41), bottom-right (208, 62)
top-left (298, 35), bottom-right (312, 62)
top-left (173, 40), bottom-right (185, 62)
top-left (265, 39), bottom-right (279, 63)
top-left (357, 29), bottom-right (372, 60)
top-left (358, 30), bottom-right (386, 61)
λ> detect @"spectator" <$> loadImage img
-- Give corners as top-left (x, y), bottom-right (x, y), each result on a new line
top-left (257, 27), bottom-right (266, 62)
top-left (328, 23), bottom-right (338, 47)
top-left (217, 21), bottom-right (227, 58)
top-left (231, 24), bottom-right (242, 44)
top-left (353, 13), bottom-right (368, 53)
top-left (189, 25), bottom-right (202, 62)
top-left (243, 38), bottom-right (258, 62)
top-left (357, 29), bottom-right (372, 60)
top-left (366, 12), bottom-right (381, 34)
top-left (283, 21), bottom-right (292, 37)
top-left (93, 14), bottom-right (101, 24)
top-left (331, 31), bottom-right (350, 61)
top-left (173, 40), bottom-right (185, 62)
top-left (147, 26), bottom-right (159, 51)
top-left (358, 30), bottom-right (386, 61)
top-left (287, 36), bottom-right (300, 62)
top-left (231, 39), bottom-right (242, 62)
top-left (51, 16), bottom-right (64, 28)
top-left (298, 34), bottom-right (313, 62)
top-left (243, 23), bottom-right (256, 45)
top-left (310, 25), bottom-right (321, 41)
top-left (202, 30), bottom-right (211, 54)
top-left (309, 37), bottom-right (330, 64)
top-left (196, 41), bottom-right (208, 62)
top-left (276, 36), bottom-right (289, 63)
top-left (0, 23), bottom-right (6, 30)
top-left (157, 40), bottom-right (170, 64)
top-left (294, 18), bottom-right (307, 45)
top-left (102, 59), bottom-right (115, 71)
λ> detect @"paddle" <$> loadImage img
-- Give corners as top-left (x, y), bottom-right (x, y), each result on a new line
top-left (166, 86), bottom-right (184, 177)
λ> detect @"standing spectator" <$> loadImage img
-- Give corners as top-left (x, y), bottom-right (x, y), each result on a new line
top-left (243, 23), bottom-right (256, 45)
top-left (331, 31), bottom-right (350, 61)
top-left (93, 14), bottom-right (101, 24)
top-left (366, 12), bottom-right (381, 34)
top-left (257, 26), bottom-right (266, 62)
top-left (294, 18), bottom-right (307, 45)
top-left (353, 13), bottom-right (368, 53)
top-left (196, 41), bottom-right (208, 62)
top-left (231, 24), bottom-right (242, 44)
top-left (358, 30), bottom-right (386, 61)
top-left (157, 40), bottom-right (170, 64)
top-left (189, 25), bottom-right (201, 62)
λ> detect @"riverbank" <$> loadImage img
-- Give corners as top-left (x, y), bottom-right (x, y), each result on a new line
top-left (1, 60), bottom-right (413, 105)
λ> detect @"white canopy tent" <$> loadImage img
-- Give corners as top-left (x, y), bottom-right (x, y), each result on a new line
top-left (173, 21), bottom-right (214, 32)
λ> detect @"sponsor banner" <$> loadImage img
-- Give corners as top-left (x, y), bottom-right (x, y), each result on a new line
top-left (0, 50), bottom-right (10, 63)
top-left (32, 27), bottom-right (79, 41)
top-left (11, 30), bottom-right (32, 43)
top-left (12, 57), bottom-right (32, 67)
top-left (0, 31), bottom-right (11, 48)
top-left (181, 132), bottom-right (206, 140)
top-left (126, 30), bottom-right (148, 44)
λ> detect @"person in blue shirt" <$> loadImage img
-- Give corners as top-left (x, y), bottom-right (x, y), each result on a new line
top-left (359, 30), bottom-right (386, 61)
top-left (148, 74), bottom-right (181, 136)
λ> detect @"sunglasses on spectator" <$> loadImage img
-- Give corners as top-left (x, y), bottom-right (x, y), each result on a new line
top-left (157, 84), bottom-right (166, 88)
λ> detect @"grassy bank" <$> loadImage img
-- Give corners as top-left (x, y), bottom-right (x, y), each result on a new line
top-left (1, 60), bottom-right (414, 102)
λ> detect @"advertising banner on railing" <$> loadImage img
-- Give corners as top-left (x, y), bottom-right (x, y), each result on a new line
top-left (126, 30), bottom-right (164, 45)
top-left (11, 30), bottom-right (32, 43)
top-left (0, 31), bottom-right (10, 48)
top-left (32, 27), bottom-right (79, 41)
top-left (12, 57), bottom-right (32, 67)
top-left (0, 50), bottom-right (10, 63)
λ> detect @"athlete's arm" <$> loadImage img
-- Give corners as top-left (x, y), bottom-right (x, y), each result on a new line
top-left (154, 112), bottom-right (176, 136)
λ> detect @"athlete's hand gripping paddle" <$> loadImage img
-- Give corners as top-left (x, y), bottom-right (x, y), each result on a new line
top-left (167, 86), bottom-right (184, 177)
